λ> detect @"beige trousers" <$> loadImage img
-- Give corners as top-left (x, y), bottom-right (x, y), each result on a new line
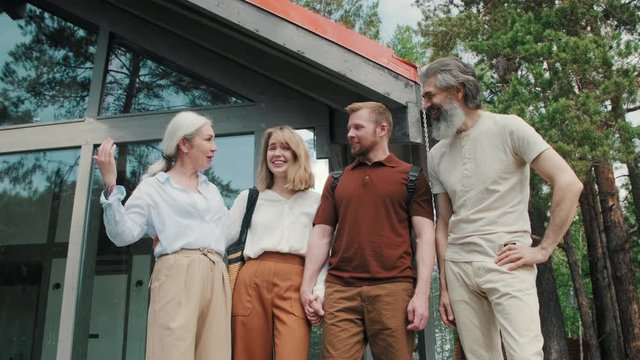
top-left (232, 252), bottom-right (310, 360)
top-left (146, 249), bottom-right (231, 360)
top-left (445, 261), bottom-right (543, 360)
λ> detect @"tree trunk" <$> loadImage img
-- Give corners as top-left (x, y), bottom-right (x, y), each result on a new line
top-left (560, 231), bottom-right (601, 360)
top-left (122, 53), bottom-right (142, 114)
top-left (535, 257), bottom-right (570, 360)
top-left (529, 192), bottom-right (570, 360)
top-left (626, 160), bottom-right (640, 228)
top-left (580, 178), bottom-right (624, 359)
top-left (593, 161), bottom-right (640, 359)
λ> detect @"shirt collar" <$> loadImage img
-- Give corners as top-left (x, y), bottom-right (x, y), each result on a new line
top-left (349, 153), bottom-right (400, 169)
top-left (155, 171), bottom-right (208, 185)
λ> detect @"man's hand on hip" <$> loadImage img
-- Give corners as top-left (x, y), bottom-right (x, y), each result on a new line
top-left (496, 244), bottom-right (549, 271)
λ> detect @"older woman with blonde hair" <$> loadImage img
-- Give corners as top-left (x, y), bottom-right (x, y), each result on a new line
top-left (94, 111), bottom-right (231, 360)
top-left (228, 126), bottom-right (326, 360)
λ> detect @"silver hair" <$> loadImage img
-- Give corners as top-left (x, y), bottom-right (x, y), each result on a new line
top-left (143, 111), bottom-right (212, 179)
top-left (419, 57), bottom-right (481, 110)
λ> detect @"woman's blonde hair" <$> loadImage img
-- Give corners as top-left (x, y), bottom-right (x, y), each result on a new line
top-left (143, 111), bottom-right (212, 179)
top-left (256, 126), bottom-right (314, 192)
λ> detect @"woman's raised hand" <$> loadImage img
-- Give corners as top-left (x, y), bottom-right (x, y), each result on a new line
top-left (93, 137), bottom-right (117, 189)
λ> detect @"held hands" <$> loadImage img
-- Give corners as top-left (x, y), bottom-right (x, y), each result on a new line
top-left (301, 288), bottom-right (324, 326)
top-left (306, 294), bottom-right (324, 326)
top-left (495, 244), bottom-right (549, 271)
top-left (406, 292), bottom-right (429, 331)
top-left (92, 137), bottom-right (117, 189)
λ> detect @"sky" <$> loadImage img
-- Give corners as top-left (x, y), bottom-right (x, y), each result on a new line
top-left (378, 0), bottom-right (422, 43)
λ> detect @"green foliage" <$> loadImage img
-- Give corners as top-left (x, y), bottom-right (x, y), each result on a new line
top-left (415, 0), bottom-right (640, 340)
top-left (417, 0), bottom-right (640, 178)
top-left (386, 25), bottom-right (427, 65)
top-left (552, 220), bottom-right (594, 337)
top-left (291, 0), bottom-right (381, 40)
top-left (308, 326), bottom-right (323, 360)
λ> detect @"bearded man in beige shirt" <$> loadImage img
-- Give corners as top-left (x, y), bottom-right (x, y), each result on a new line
top-left (422, 57), bottom-right (583, 360)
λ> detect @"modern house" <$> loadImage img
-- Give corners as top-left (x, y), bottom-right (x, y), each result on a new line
top-left (0, 0), bottom-right (434, 359)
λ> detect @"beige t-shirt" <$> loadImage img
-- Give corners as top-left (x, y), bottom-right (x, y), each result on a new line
top-left (428, 111), bottom-right (550, 262)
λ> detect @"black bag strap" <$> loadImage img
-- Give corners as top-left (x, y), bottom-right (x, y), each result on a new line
top-left (238, 187), bottom-right (259, 246)
top-left (406, 165), bottom-right (421, 213)
top-left (330, 169), bottom-right (343, 196)
top-left (330, 166), bottom-right (421, 210)
top-left (227, 187), bottom-right (259, 257)
top-left (330, 165), bottom-right (423, 260)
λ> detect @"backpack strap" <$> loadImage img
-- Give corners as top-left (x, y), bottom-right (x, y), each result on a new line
top-left (331, 169), bottom-right (343, 196)
top-left (406, 165), bottom-right (421, 212)
top-left (331, 166), bottom-right (420, 207)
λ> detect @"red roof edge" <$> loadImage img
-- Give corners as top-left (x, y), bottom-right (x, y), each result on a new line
top-left (246, 0), bottom-right (419, 84)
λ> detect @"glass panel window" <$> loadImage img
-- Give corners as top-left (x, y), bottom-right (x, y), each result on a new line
top-left (297, 128), bottom-right (329, 192)
top-left (0, 148), bottom-right (78, 359)
top-left (100, 38), bottom-right (251, 116)
top-left (0, 4), bottom-right (97, 126)
top-left (0, 149), bottom-right (80, 245)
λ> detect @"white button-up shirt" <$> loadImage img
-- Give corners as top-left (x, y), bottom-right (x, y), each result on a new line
top-left (227, 188), bottom-right (327, 296)
top-left (101, 172), bottom-right (229, 257)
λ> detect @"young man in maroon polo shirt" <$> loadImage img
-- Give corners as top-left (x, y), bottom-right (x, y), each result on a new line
top-left (300, 101), bottom-right (436, 359)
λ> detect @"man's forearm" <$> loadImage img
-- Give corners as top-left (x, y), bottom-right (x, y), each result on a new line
top-left (302, 224), bottom-right (333, 293)
top-left (435, 217), bottom-right (450, 290)
top-left (413, 218), bottom-right (436, 296)
top-left (436, 236), bottom-right (448, 289)
top-left (539, 177), bottom-right (583, 257)
top-left (415, 238), bottom-right (436, 296)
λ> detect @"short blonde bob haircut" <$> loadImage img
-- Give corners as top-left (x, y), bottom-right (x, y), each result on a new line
top-left (256, 126), bottom-right (315, 192)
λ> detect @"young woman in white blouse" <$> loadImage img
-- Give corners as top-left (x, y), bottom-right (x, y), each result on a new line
top-left (228, 126), bottom-right (326, 360)
top-left (94, 111), bottom-right (231, 360)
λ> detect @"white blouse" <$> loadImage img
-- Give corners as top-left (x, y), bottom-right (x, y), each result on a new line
top-left (101, 172), bottom-right (229, 257)
top-left (227, 189), bottom-right (327, 296)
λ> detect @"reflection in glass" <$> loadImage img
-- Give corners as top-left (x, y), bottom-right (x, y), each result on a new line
top-left (0, 149), bottom-right (80, 245)
top-left (0, 148), bottom-right (78, 359)
top-left (119, 137), bottom-right (253, 205)
top-left (82, 133), bottom-right (254, 358)
top-left (100, 38), bottom-right (251, 116)
top-left (0, 4), bottom-right (97, 126)
top-left (296, 128), bottom-right (329, 192)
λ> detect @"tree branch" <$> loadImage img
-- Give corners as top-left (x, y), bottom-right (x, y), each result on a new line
top-left (626, 105), bottom-right (640, 113)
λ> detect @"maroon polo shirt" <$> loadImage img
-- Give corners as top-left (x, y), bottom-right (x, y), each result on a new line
top-left (313, 154), bottom-right (434, 286)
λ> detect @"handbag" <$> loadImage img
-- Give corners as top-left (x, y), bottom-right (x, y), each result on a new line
top-left (226, 187), bottom-right (259, 295)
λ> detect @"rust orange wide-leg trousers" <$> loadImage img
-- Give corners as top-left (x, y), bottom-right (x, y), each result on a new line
top-left (232, 252), bottom-right (310, 360)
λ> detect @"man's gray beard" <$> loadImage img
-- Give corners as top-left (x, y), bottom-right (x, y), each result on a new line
top-left (432, 101), bottom-right (465, 140)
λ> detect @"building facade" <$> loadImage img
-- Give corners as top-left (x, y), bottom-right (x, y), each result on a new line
top-left (0, 0), bottom-right (435, 359)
